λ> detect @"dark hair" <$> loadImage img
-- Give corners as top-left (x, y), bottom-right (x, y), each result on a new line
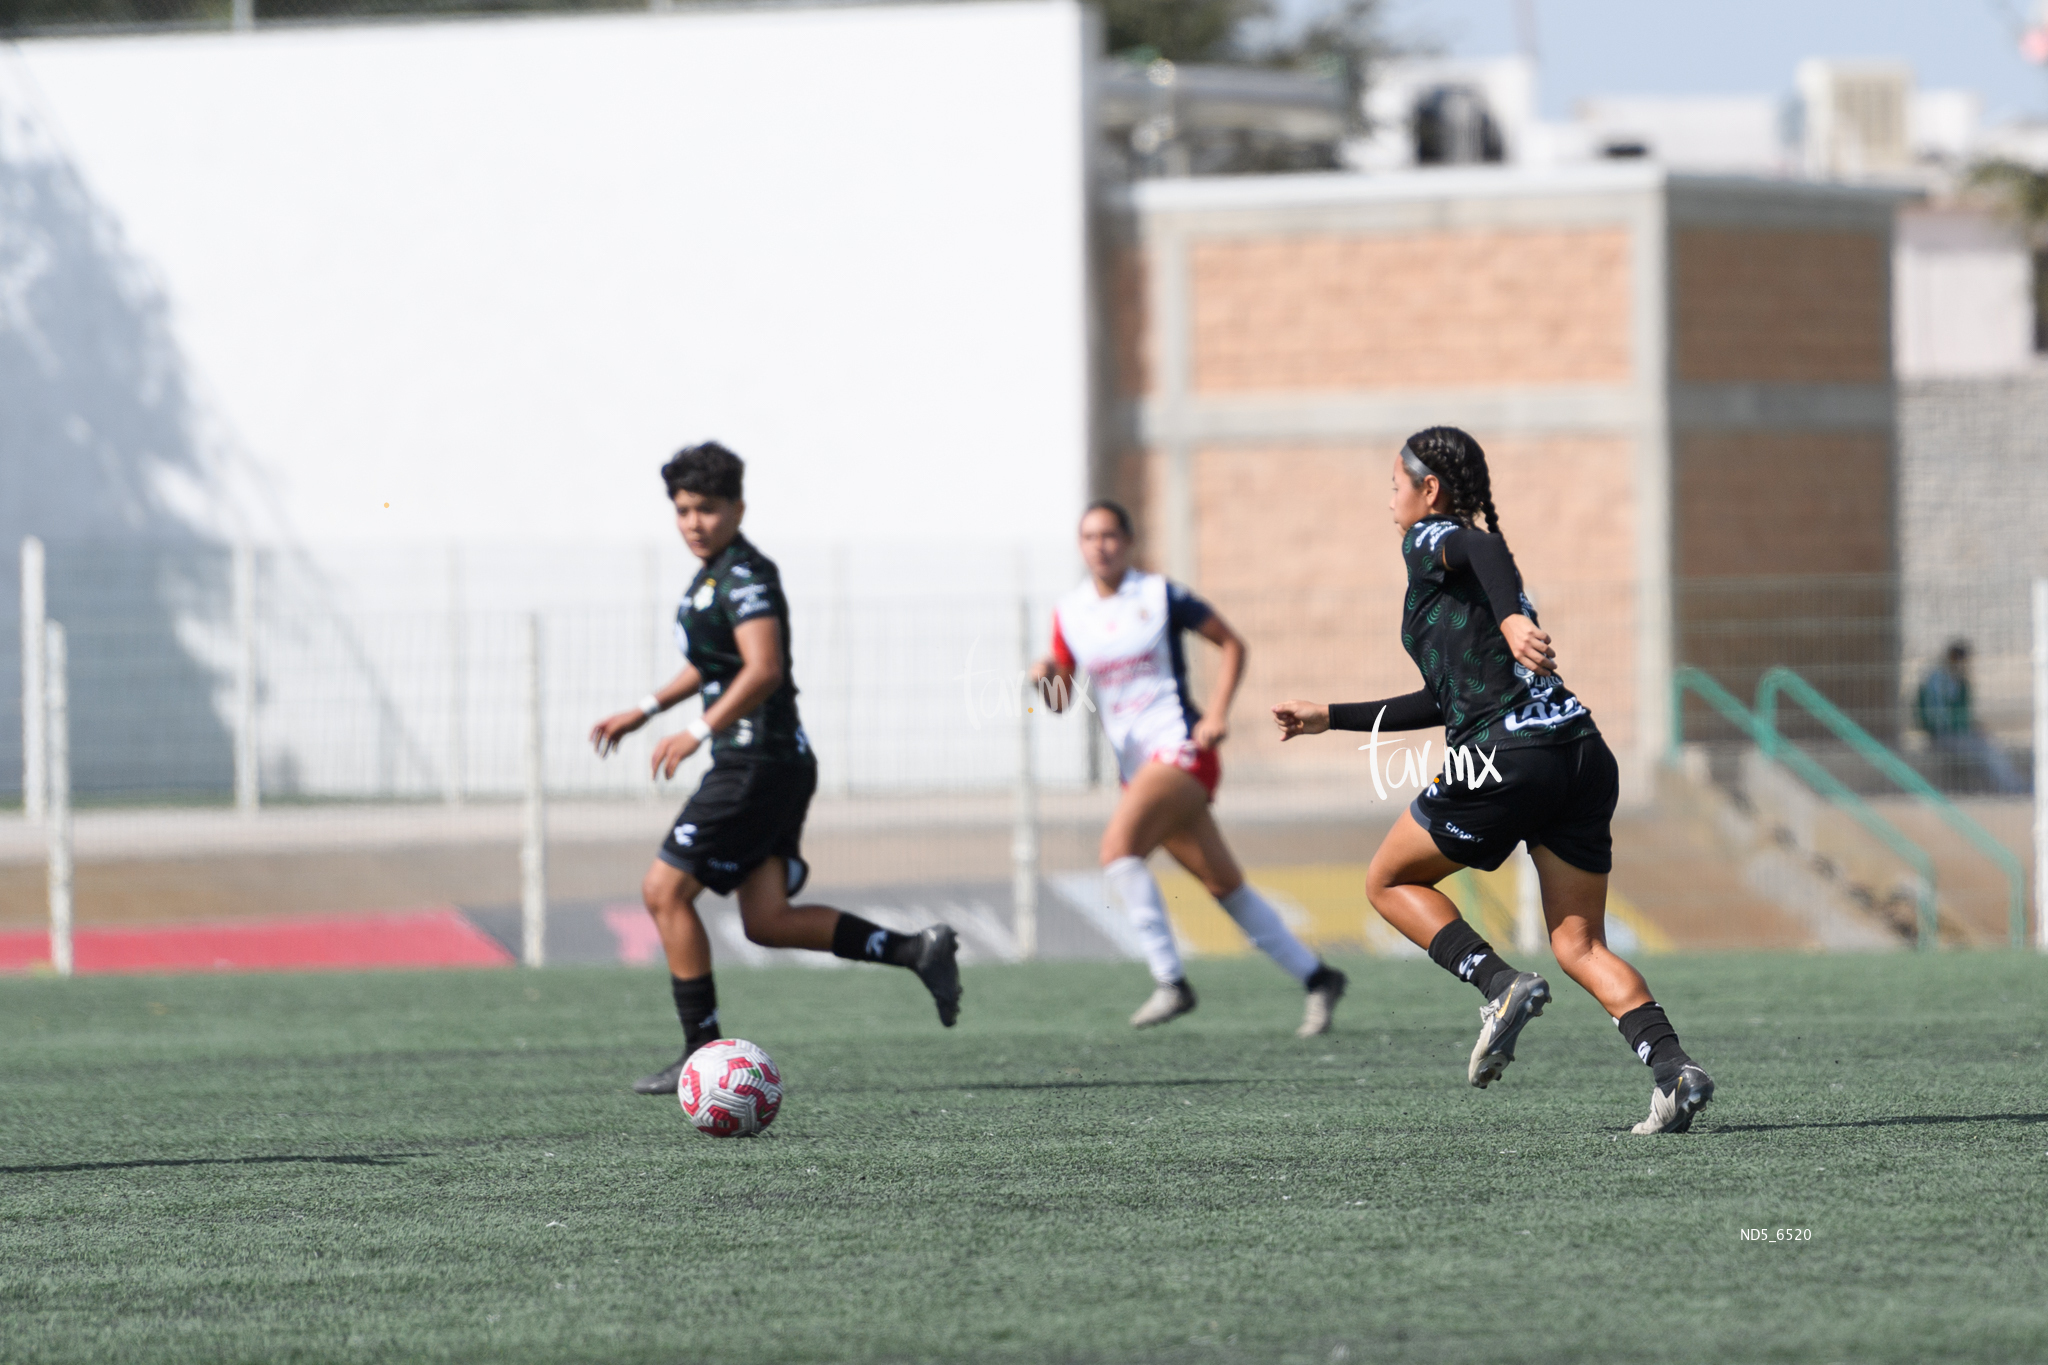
top-left (1081, 499), bottom-right (1134, 537)
top-left (1402, 426), bottom-right (1501, 539)
top-left (662, 442), bottom-right (744, 501)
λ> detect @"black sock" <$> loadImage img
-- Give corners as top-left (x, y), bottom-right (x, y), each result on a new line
top-left (1304, 963), bottom-right (1343, 993)
top-left (830, 913), bottom-right (920, 967)
top-left (1617, 1001), bottom-right (1691, 1087)
top-left (1426, 918), bottom-right (1520, 1000)
top-left (670, 974), bottom-right (721, 1054)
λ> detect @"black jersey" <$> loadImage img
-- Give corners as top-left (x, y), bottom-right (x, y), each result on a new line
top-left (1400, 514), bottom-right (1596, 751)
top-left (676, 533), bottom-right (811, 764)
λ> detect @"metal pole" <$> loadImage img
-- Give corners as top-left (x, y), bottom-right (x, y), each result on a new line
top-left (21, 537), bottom-right (44, 823)
top-left (1012, 592), bottom-right (1039, 961)
top-left (2034, 579), bottom-right (2047, 951)
top-left (521, 613), bottom-right (547, 968)
top-left (831, 543), bottom-right (852, 797)
top-left (444, 545), bottom-right (466, 808)
top-left (1512, 842), bottom-right (1543, 954)
top-left (46, 621), bottom-right (71, 977)
top-left (233, 544), bottom-right (259, 817)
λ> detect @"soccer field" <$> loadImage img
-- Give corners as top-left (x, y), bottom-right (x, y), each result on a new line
top-left (4, 952), bottom-right (2045, 1364)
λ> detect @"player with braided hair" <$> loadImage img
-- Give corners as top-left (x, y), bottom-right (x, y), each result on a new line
top-left (1272, 427), bottom-right (1714, 1135)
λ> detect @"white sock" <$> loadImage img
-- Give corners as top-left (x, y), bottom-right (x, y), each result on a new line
top-left (1104, 855), bottom-right (1183, 985)
top-left (1219, 883), bottom-right (1319, 983)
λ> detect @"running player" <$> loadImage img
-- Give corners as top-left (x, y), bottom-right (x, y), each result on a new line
top-left (1271, 427), bottom-right (1713, 1133)
top-left (1032, 501), bottom-right (1348, 1036)
top-left (590, 442), bottom-right (961, 1095)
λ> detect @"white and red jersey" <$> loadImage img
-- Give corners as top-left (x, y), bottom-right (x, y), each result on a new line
top-left (1050, 570), bottom-right (1219, 788)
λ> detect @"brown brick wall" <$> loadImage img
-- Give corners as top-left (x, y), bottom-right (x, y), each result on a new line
top-left (1674, 430), bottom-right (1898, 738)
top-left (1188, 436), bottom-right (1640, 772)
top-left (1187, 229), bottom-right (1633, 393)
top-left (1674, 432), bottom-right (1892, 578)
top-left (1673, 229), bottom-right (1890, 384)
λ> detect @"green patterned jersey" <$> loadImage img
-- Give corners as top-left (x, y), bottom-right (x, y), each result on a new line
top-left (1399, 515), bottom-right (1597, 751)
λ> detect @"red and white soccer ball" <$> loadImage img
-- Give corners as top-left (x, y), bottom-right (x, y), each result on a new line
top-left (678, 1039), bottom-right (783, 1137)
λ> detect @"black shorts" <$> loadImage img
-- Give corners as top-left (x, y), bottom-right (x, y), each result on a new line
top-left (1409, 732), bottom-right (1618, 875)
top-left (658, 757), bottom-right (817, 897)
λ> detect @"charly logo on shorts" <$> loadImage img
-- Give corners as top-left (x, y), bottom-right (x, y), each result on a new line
top-left (674, 822), bottom-right (698, 847)
top-left (709, 859), bottom-right (739, 873)
top-left (1441, 821), bottom-right (1480, 841)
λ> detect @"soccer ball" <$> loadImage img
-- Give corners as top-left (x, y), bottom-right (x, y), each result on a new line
top-left (678, 1039), bottom-right (783, 1137)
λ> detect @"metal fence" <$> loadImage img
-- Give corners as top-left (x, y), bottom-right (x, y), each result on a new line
top-left (3, 542), bottom-right (2036, 808)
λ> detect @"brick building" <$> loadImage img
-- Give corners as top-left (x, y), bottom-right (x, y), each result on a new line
top-left (1101, 163), bottom-right (1906, 794)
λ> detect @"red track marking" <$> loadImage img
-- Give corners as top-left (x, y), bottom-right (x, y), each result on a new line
top-left (0, 908), bottom-right (515, 975)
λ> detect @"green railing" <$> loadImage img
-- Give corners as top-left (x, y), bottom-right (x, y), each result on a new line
top-left (1755, 667), bottom-right (2028, 948)
top-left (1670, 666), bottom-right (1940, 948)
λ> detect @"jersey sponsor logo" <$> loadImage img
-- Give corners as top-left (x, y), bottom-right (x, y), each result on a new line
top-left (730, 564), bottom-right (753, 578)
top-left (1415, 520), bottom-right (1460, 552)
top-left (1501, 697), bottom-right (1587, 733)
top-left (730, 583), bottom-right (769, 605)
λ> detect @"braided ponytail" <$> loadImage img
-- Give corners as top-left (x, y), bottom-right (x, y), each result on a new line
top-left (1403, 426), bottom-right (1503, 542)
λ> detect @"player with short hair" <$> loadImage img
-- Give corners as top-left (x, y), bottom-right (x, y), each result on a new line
top-left (590, 442), bottom-right (961, 1095)
top-left (1033, 500), bottom-right (1349, 1036)
top-left (1272, 426), bottom-right (1713, 1134)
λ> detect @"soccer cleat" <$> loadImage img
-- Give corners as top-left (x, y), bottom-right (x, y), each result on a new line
top-left (910, 924), bottom-right (963, 1027)
top-left (1467, 971), bottom-right (1552, 1088)
top-left (1130, 979), bottom-right (1197, 1028)
top-left (632, 1050), bottom-right (695, 1096)
top-left (1297, 965), bottom-right (1348, 1037)
top-left (1631, 1063), bottom-right (1716, 1135)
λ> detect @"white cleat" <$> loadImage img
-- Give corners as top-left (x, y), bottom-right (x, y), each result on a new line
top-left (1297, 966), bottom-right (1348, 1038)
top-left (1130, 979), bottom-right (1197, 1028)
top-left (1631, 1063), bottom-right (1716, 1135)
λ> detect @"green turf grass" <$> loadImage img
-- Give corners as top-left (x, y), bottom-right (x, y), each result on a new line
top-left (3, 950), bottom-right (2046, 1364)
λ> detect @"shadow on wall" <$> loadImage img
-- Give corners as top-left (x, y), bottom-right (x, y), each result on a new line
top-left (0, 81), bottom-right (236, 801)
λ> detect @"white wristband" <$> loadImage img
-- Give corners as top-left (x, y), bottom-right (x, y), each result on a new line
top-left (687, 717), bottom-right (713, 743)
top-left (637, 693), bottom-right (662, 718)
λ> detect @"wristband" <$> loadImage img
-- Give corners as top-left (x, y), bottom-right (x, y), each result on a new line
top-left (686, 717), bottom-right (713, 743)
top-left (637, 693), bottom-right (662, 718)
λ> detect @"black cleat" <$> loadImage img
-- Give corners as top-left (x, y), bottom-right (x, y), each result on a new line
top-left (633, 1038), bottom-right (718, 1096)
top-left (1632, 1062), bottom-right (1716, 1135)
top-left (910, 924), bottom-right (962, 1027)
top-left (1468, 971), bottom-right (1552, 1088)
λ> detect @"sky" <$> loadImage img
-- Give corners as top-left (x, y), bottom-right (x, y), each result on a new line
top-left (1269, 0), bottom-right (2048, 123)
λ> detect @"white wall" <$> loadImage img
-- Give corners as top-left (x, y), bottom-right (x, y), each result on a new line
top-left (1895, 208), bottom-right (2034, 379)
top-left (0, 4), bottom-right (1097, 799)
top-left (2, 2), bottom-right (1092, 560)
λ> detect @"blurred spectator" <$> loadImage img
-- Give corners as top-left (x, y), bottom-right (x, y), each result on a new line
top-left (1915, 641), bottom-right (2027, 793)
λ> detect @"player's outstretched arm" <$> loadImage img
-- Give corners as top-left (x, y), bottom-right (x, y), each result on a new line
top-left (591, 665), bottom-right (702, 757)
top-left (1191, 614), bottom-right (1245, 749)
top-left (1271, 700), bottom-right (1330, 741)
top-left (1029, 656), bottom-right (1076, 713)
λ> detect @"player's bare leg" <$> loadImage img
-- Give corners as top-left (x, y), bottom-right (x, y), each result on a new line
top-left (1367, 811), bottom-right (1550, 1087)
top-left (634, 858), bottom-right (721, 1095)
top-left (736, 859), bottom-right (963, 1027)
top-left (1101, 763), bottom-right (1208, 1026)
top-left (1533, 846), bottom-right (1713, 1132)
top-left (1162, 811), bottom-right (1346, 1036)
